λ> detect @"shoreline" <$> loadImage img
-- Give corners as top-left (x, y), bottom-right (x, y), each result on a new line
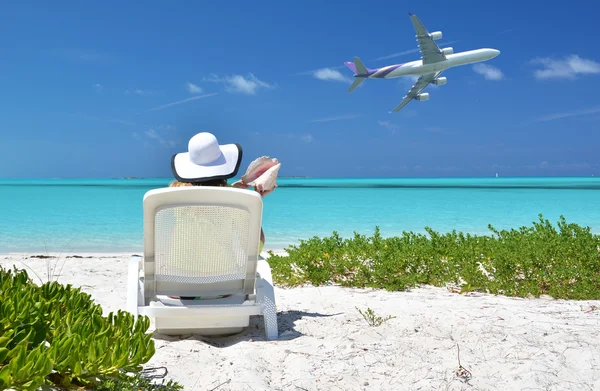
top-left (0, 249), bottom-right (289, 258)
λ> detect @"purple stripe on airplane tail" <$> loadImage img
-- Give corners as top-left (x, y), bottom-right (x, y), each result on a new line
top-left (344, 61), bottom-right (357, 74)
top-left (346, 61), bottom-right (402, 77)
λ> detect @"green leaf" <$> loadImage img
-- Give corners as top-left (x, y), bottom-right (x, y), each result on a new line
top-left (0, 336), bottom-right (11, 349)
top-left (20, 378), bottom-right (43, 391)
top-left (73, 360), bottom-right (83, 377)
top-left (14, 360), bottom-right (35, 383)
top-left (0, 364), bottom-right (12, 386)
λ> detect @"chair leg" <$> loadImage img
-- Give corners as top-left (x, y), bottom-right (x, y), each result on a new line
top-left (261, 292), bottom-right (278, 340)
top-left (256, 259), bottom-right (278, 340)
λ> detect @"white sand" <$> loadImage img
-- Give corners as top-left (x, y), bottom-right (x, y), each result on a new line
top-left (2, 253), bottom-right (600, 391)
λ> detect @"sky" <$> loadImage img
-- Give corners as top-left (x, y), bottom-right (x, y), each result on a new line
top-left (1, 0), bottom-right (599, 178)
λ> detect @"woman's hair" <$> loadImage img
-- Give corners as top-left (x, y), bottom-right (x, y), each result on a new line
top-left (169, 179), bottom-right (228, 187)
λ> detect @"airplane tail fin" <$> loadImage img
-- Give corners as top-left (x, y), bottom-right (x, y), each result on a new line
top-left (353, 57), bottom-right (368, 74)
top-left (344, 57), bottom-right (370, 75)
top-left (344, 57), bottom-right (370, 93)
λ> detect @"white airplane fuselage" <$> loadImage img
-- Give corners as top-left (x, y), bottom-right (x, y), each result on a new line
top-left (368, 48), bottom-right (500, 79)
top-left (344, 12), bottom-right (502, 111)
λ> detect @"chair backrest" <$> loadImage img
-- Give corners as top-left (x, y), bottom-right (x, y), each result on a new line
top-left (142, 187), bottom-right (263, 299)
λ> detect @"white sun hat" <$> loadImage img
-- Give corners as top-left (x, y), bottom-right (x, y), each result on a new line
top-left (171, 132), bottom-right (243, 183)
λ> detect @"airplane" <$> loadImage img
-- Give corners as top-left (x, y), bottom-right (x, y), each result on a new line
top-left (344, 13), bottom-right (500, 112)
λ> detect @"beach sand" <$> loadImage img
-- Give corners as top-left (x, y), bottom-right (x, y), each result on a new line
top-left (1, 253), bottom-right (600, 391)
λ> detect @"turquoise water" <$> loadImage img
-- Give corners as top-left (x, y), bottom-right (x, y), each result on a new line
top-left (1, 177), bottom-right (599, 253)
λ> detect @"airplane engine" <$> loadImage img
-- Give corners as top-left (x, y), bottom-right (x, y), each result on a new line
top-left (429, 31), bottom-right (442, 40)
top-left (432, 77), bottom-right (447, 85)
top-left (442, 47), bottom-right (454, 55)
top-left (415, 93), bottom-right (430, 101)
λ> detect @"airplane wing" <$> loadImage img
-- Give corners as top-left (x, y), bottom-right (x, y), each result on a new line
top-left (409, 13), bottom-right (445, 65)
top-left (391, 72), bottom-right (441, 112)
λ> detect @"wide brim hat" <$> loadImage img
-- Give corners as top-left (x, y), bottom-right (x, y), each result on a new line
top-left (171, 132), bottom-right (243, 183)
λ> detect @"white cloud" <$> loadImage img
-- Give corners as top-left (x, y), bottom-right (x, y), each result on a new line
top-left (125, 88), bottom-right (154, 96)
top-left (93, 83), bottom-right (103, 92)
top-left (204, 73), bottom-right (275, 95)
top-left (378, 120), bottom-right (400, 133)
top-left (308, 114), bottom-right (361, 123)
top-left (147, 93), bottom-right (219, 112)
top-left (301, 134), bottom-right (314, 143)
top-left (186, 82), bottom-right (202, 94)
top-left (143, 128), bottom-right (177, 148)
top-left (532, 106), bottom-right (600, 123)
top-left (472, 63), bottom-right (504, 80)
top-left (292, 65), bottom-right (345, 77)
top-left (145, 129), bottom-right (159, 139)
top-left (531, 55), bottom-right (600, 80)
top-left (313, 68), bottom-right (352, 83)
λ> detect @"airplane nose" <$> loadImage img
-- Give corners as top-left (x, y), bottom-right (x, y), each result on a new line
top-left (490, 49), bottom-right (500, 58)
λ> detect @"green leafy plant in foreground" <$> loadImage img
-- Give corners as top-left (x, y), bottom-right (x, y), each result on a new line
top-left (268, 215), bottom-right (600, 300)
top-left (0, 266), bottom-right (156, 390)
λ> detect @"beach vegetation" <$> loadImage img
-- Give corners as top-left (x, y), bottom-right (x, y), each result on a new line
top-left (0, 266), bottom-right (159, 390)
top-left (356, 307), bottom-right (396, 327)
top-left (94, 371), bottom-right (184, 391)
top-left (268, 215), bottom-right (600, 300)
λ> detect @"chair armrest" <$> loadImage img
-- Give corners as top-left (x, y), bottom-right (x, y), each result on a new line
top-left (256, 257), bottom-right (274, 287)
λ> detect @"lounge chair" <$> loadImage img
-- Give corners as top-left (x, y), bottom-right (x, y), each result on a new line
top-left (127, 186), bottom-right (278, 340)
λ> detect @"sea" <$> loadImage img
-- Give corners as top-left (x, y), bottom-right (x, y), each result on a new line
top-left (1, 177), bottom-right (599, 253)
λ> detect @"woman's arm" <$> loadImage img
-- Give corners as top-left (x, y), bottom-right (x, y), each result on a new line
top-left (231, 180), bottom-right (276, 197)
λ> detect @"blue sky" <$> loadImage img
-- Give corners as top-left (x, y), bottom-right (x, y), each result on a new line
top-left (1, 0), bottom-right (599, 178)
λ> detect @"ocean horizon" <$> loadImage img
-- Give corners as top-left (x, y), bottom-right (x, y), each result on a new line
top-left (1, 176), bottom-right (599, 253)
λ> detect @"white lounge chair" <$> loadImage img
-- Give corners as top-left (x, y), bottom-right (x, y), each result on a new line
top-left (127, 186), bottom-right (278, 340)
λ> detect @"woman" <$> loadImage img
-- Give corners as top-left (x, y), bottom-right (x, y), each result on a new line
top-left (170, 131), bottom-right (276, 252)
top-left (168, 132), bottom-right (277, 300)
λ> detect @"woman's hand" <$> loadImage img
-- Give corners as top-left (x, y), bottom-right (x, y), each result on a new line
top-left (230, 179), bottom-right (250, 189)
top-left (232, 179), bottom-right (276, 197)
top-left (254, 183), bottom-right (277, 197)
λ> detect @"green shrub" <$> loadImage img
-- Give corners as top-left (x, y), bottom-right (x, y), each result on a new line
top-left (268, 215), bottom-right (600, 300)
top-left (0, 267), bottom-right (156, 390)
